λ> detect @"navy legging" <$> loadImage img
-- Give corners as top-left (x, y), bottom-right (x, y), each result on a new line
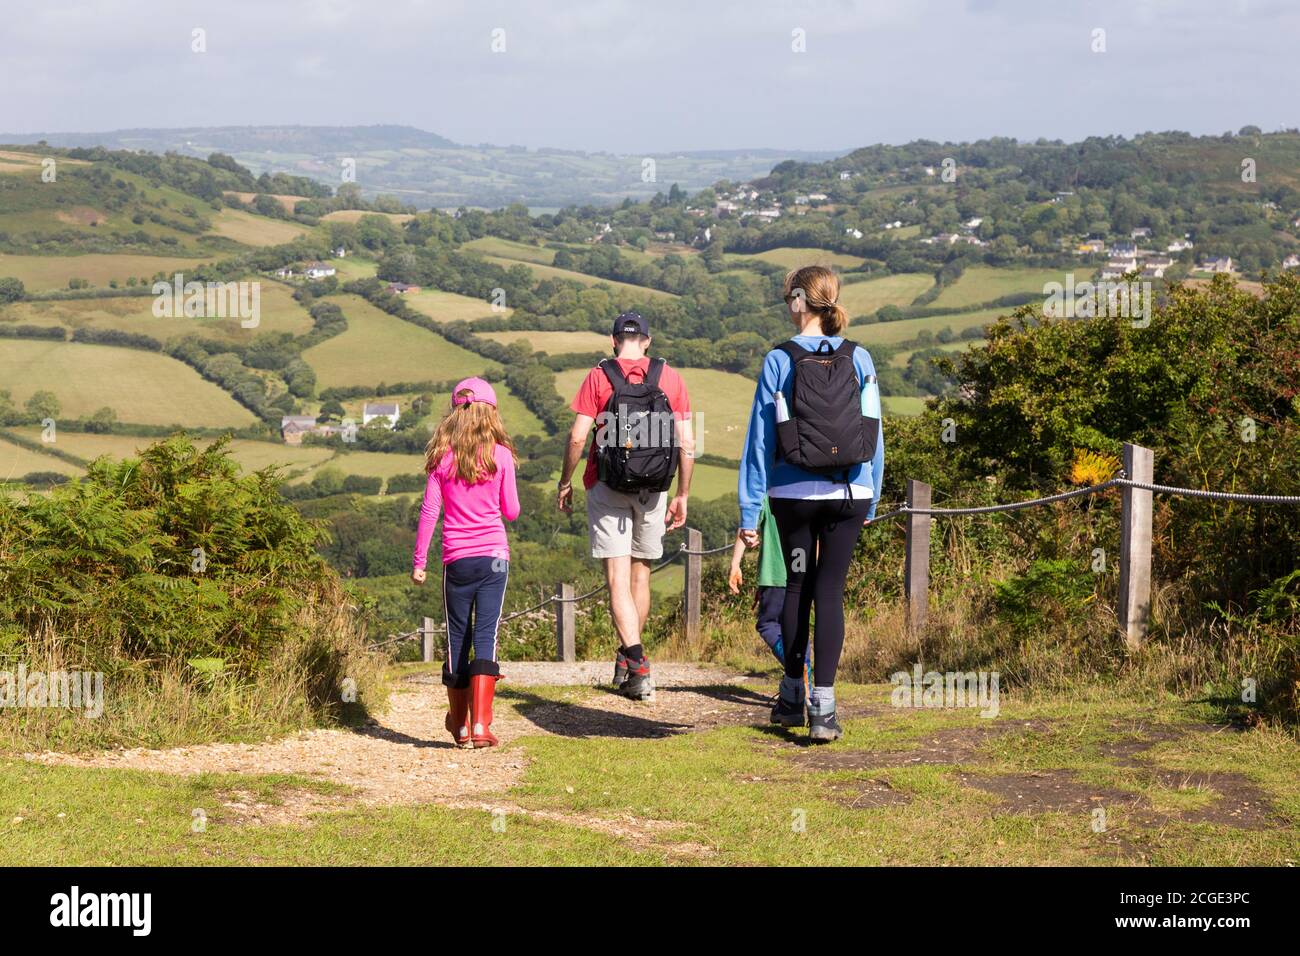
top-left (441, 556), bottom-right (507, 688)
top-left (769, 496), bottom-right (869, 687)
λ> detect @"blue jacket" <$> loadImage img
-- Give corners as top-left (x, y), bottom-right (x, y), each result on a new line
top-left (738, 335), bottom-right (885, 529)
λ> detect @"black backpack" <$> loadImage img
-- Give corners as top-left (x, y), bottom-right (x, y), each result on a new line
top-left (594, 358), bottom-right (680, 493)
top-left (774, 339), bottom-right (879, 476)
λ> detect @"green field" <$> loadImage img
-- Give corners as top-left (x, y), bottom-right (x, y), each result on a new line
top-left (326, 257), bottom-right (379, 281)
top-left (931, 266), bottom-right (1068, 310)
top-left (0, 338), bottom-right (257, 427)
top-left (689, 460), bottom-right (740, 500)
top-left (462, 236), bottom-right (558, 265)
top-left (882, 396), bottom-right (928, 416)
top-left (728, 247), bottom-right (866, 271)
top-left (854, 308), bottom-right (1007, 346)
top-left (490, 329), bottom-right (610, 354)
top-left (481, 256), bottom-right (679, 301)
top-left (402, 287), bottom-right (508, 323)
top-left (208, 208), bottom-right (310, 246)
top-left (555, 365), bottom-right (754, 461)
top-left (332, 385), bottom-right (547, 439)
top-left (2, 280), bottom-right (313, 345)
top-left (289, 450), bottom-right (427, 489)
top-left (0, 253), bottom-right (213, 292)
top-left (888, 338), bottom-right (978, 369)
top-left (838, 273), bottom-right (935, 316)
top-left (302, 294), bottom-right (499, 389)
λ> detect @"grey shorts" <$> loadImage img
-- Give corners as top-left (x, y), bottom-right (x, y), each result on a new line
top-left (585, 481), bottom-right (668, 559)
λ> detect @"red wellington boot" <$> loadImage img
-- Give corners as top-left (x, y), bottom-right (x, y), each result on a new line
top-left (469, 674), bottom-right (501, 748)
top-left (445, 686), bottom-right (471, 748)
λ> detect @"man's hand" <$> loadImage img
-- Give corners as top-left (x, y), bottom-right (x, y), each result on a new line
top-left (665, 494), bottom-right (688, 530)
top-left (557, 480), bottom-right (573, 514)
top-left (739, 528), bottom-right (760, 548)
top-left (411, 568), bottom-right (426, 585)
top-left (728, 563), bottom-right (743, 594)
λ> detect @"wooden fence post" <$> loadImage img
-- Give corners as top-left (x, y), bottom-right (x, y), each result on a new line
top-left (1118, 442), bottom-right (1154, 651)
top-left (682, 528), bottom-right (702, 644)
top-left (904, 480), bottom-right (932, 634)
top-left (554, 582), bottom-right (575, 663)
top-left (421, 615), bottom-right (435, 664)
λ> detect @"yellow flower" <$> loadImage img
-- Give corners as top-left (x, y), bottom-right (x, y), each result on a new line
top-left (1070, 448), bottom-right (1120, 486)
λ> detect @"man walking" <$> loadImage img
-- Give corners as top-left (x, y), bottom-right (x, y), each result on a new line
top-left (557, 312), bottom-right (694, 700)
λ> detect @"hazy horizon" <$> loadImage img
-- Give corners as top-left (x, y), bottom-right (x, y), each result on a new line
top-left (1, 0), bottom-right (1296, 154)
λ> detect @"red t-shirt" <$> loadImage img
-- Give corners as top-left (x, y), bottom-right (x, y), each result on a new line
top-left (569, 358), bottom-right (691, 490)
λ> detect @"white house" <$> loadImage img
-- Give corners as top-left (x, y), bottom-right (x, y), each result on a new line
top-left (839, 171), bottom-right (853, 180)
top-left (362, 402), bottom-right (400, 429)
top-left (1282, 254), bottom-right (1300, 270)
top-left (303, 261), bottom-right (336, 279)
top-left (1168, 238), bottom-right (1195, 253)
top-left (1197, 256), bottom-right (1235, 274)
top-left (1131, 227), bottom-right (1152, 239)
top-left (845, 227), bottom-right (863, 239)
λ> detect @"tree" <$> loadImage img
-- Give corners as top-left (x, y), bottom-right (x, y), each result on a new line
top-left (24, 391), bottom-right (60, 421)
top-left (0, 277), bottom-right (24, 303)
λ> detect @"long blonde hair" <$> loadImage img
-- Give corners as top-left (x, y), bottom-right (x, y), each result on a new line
top-left (424, 390), bottom-right (516, 482)
top-left (783, 266), bottom-right (849, 336)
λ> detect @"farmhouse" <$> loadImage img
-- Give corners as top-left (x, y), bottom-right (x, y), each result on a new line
top-left (1197, 256), bottom-right (1235, 274)
top-left (303, 261), bottom-right (336, 279)
top-left (363, 402), bottom-right (400, 429)
top-left (280, 415), bottom-right (318, 445)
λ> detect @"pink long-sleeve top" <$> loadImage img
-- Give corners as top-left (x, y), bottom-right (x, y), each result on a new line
top-left (412, 444), bottom-right (521, 569)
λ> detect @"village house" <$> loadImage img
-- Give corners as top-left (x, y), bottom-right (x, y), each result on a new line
top-left (1197, 256), bottom-right (1235, 274)
top-left (1100, 262), bottom-right (1133, 280)
top-left (839, 170), bottom-right (853, 180)
top-left (1077, 239), bottom-right (1106, 255)
top-left (1140, 263), bottom-right (1167, 279)
top-left (274, 266), bottom-right (295, 278)
top-left (845, 227), bottom-right (864, 239)
top-left (362, 402), bottom-right (400, 429)
top-left (1107, 241), bottom-right (1138, 258)
top-left (1168, 238), bottom-right (1195, 253)
top-left (280, 415), bottom-right (317, 445)
top-left (1131, 227), bottom-right (1152, 239)
top-left (303, 261), bottom-right (336, 279)
top-left (808, 193), bottom-right (828, 202)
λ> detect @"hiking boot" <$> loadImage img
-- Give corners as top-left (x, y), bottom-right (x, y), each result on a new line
top-left (770, 694), bottom-right (806, 727)
top-left (620, 655), bottom-right (655, 701)
top-left (808, 711), bottom-right (843, 743)
top-left (612, 648), bottom-right (628, 688)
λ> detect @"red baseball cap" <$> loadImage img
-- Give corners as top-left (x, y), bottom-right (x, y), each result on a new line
top-left (451, 377), bottom-right (497, 407)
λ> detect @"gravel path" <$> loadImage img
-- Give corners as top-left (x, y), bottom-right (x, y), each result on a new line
top-left (24, 662), bottom-right (769, 820)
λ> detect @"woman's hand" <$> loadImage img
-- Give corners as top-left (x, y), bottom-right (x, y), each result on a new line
top-left (411, 568), bottom-right (426, 585)
top-left (728, 563), bottom-right (743, 594)
top-left (740, 528), bottom-right (760, 549)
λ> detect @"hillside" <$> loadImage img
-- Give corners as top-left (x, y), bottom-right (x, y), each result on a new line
top-left (1, 125), bottom-right (845, 210)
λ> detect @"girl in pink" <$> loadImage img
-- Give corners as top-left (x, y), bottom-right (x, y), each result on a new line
top-left (411, 377), bottom-right (520, 748)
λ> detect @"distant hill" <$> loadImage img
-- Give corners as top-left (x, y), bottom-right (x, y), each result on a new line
top-left (0, 125), bottom-right (844, 210)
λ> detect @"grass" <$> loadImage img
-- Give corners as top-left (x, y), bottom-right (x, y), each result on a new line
top-left (319, 210), bottom-right (414, 225)
top-left (930, 266), bottom-right (1070, 310)
top-left (838, 273), bottom-right (935, 316)
top-left (853, 307), bottom-right (1008, 346)
top-left (554, 365), bottom-right (755, 460)
top-left (1, 280), bottom-right (314, 345)
top-left (402, 287), bottom-right (509, 322)
top-left (461, 236), bottom-right (558, 265)
top-left (2, 680), bottom-right (1293, 865)
top-left (0, 253), bottom-right (213, 292)
top-left (0, 338), bottom-right (257, 427)
top-left (480, 256), bottom-right (679, 300)
top-left (325, 257), bottom-right (379, 282)
top-left (882, 396), bottom-right (929, 417)
top-left (302, 293), bottom-right (499, 389)
top-left (208, 208), bottom-right (310, 246)
top-left (0, 436), bottom-right (84, 481)
top-left (727, 247), bottom-right (866, 271)
top-left (288, 450), bottom-right (428, 487)
top-left (489, 329), bottom-right (610, 354)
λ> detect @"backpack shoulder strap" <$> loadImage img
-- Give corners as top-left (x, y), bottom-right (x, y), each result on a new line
top-left (834, 338), bottom-right (858, 356)
top-left (644, 357), bottom-right (666, 390)
top-left (599, 358), bottom-right (627, 392)
top-left (776, 340), bottom-right (805, 364)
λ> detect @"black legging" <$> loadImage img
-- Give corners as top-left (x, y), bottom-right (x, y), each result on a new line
top-left (770, 496), bottom-right (870, 687)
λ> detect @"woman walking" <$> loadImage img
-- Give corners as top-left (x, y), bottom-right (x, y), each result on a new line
top-left (412, 377), bottom-right (520, 748)
top-left (738, 266), bottom-right (884, 742)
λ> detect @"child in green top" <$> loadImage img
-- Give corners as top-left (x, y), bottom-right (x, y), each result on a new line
top-left (728, 496), bottom-right (786, 665)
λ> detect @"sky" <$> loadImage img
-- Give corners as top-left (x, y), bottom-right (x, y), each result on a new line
top-left (1, 0), bottom-right (1295, 153)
